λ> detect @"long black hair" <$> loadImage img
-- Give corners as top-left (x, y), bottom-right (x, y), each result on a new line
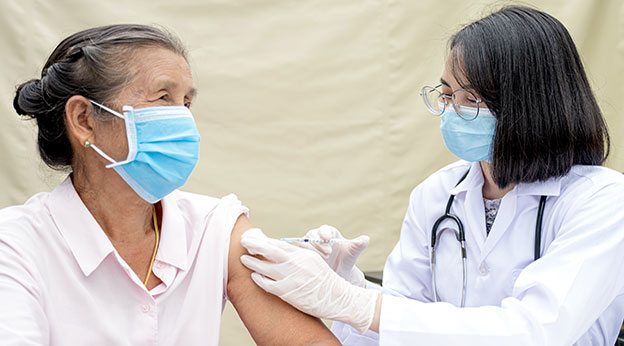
top-left (449, 6), bottom-right (609, 188)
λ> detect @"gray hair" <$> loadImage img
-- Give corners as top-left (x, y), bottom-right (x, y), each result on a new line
top-left (13, 24), bottom-right (188, 169)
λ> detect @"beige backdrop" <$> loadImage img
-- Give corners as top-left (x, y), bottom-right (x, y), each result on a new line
top-left (1, 0), bottom-right (622, 345)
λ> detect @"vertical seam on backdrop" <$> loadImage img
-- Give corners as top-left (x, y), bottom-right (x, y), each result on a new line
top-left (385, 0), bottom-right (402, 236)
top-left (379, 0), bottom-right (399, 266)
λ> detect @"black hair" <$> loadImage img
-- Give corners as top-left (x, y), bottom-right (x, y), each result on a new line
top-left (13, 24), bottom-right (187, 170)
top-left (449, 5), bottom-right (609, 188)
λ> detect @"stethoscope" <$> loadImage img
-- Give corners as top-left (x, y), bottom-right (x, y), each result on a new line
top-left (429, 170), bottom-right (547, 307)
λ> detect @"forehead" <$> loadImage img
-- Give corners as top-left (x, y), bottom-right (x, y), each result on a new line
top-left (125, 46), bottom-right (193, 92)
top-left (441, 49), bottom-right (468, 89)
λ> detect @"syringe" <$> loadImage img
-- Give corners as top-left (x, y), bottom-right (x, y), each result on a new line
top-left (279, 237), bottom-right (351, 244)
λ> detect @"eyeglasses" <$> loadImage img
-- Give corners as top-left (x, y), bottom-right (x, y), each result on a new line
top-left (420, 84), bottom-right (484, 120)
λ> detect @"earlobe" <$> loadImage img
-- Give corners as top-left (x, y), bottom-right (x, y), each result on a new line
top-left (65, 95), bottom-right (96, 148)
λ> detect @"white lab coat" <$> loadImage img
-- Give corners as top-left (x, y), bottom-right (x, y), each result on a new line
top-left (332, 160), bottom-right (624, 346)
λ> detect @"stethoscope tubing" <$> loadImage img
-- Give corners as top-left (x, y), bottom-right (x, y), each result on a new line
top-left (430, 170), bottom-right (547, 308)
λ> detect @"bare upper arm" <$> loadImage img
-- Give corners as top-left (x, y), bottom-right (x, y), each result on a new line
top-left (227, 214), bottom-right (341, 346)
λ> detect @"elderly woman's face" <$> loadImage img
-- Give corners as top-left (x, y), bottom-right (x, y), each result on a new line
top-left (117, 47), bottom-right (195, 109)
top-left (94, 47), bottom-right (195, 161)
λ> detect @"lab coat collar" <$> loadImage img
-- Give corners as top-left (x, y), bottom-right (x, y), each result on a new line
top-left (48, 177), bottom-right (189, 277)
top-left (448, 161), bottom-right (562, 197)
top-left (448, 161), bottom-right (484, 196)
top-left (515, 178), bottom-right (561, 197)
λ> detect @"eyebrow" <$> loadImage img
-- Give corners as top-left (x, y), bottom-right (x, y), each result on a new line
top-left (440, 77), bottom-right (475, 92)
top-left (154, 80), bottom-right (198, 98)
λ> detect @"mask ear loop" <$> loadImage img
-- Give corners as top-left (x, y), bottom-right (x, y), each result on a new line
top-left (87, 100), bottom-right (134, 168)
top-left (89, 100), bottom-right (125, 119)
top-left (86, 141), bottom-right (122, 168)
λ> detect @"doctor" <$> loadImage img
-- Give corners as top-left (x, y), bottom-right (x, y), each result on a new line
top-left (239, 5), bottom-right (624, 346)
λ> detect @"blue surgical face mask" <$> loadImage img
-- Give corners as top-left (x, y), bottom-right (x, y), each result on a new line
top-left (88, 100), bottom-right (200, 203)
top-left (439, 104), bottom-right (497, 162)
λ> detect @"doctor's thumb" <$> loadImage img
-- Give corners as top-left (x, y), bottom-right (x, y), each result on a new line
top-left (351, 235), bottom-right (370, 253)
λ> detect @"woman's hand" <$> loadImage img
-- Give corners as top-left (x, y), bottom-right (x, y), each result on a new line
top-left (298, 225), bottom-right (369, 287)
top-left (240, 229), bottom-right (379, 334)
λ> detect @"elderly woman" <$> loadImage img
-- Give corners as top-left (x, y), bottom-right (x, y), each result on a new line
top-left (1, 24), bottom-right (340, 345)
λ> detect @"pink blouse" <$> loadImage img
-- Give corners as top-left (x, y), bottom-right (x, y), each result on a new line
top-left (0, 177), bottom-right (248, 345)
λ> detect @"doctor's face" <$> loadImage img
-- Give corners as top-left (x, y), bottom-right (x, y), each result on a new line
top-left (439, 52), bottom-right (487, 111)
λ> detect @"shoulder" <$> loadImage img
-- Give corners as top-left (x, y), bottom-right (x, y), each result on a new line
top-left (167, 190), bottom-right (249, 244)
top-left (167, 190), bottom-right (221, 214)
top-left (0, 192), bottom-right (53, 270)
top-left (560, 165), bottom-right (624, 198)
top-left (548, 166), bottom-right (624, 227)
top-left (0, 192), bottom-right (52, 245)
top-left (568, 165), bottom-right (623, 183)
top-left (169, 190), bottom-right (248, 220)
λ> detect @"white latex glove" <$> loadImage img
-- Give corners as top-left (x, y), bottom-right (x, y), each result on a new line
top-left (240, 228), bottom-right (379, 334)
top-left (298, 225), bottom-right (369, 287)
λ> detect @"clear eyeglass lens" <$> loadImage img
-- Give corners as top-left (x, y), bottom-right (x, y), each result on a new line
top-left (422, 86), bottom-right (444, 115)
top-left (451, 89), bottom-right (480, 120)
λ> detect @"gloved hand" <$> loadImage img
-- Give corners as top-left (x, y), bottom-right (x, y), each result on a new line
top-left (240, 228), bottom-right (379, 334)
top-left (298, 225), bottom-right (369, 287)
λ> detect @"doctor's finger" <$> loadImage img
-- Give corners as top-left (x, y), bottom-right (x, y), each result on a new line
top-left (240, 255), bottom-right (285, 281)
top-left (295, 242), bottom-right (331, 258)
top-left (343, 235), bottom-right (370, 258)
top-left (313, 242), bottom-right (332, 257)
top-left (241, 227), bottom-right (268, 240)
top-left (351, 235), bottom-right (370, 251)
top-left (240, 236), bottom-right (290, 263)
top-left (304, 228), bottom-right (332, 256)
top-left (250, 272), bottom-right (281, 295)
top-left (318, 225), bottom-right (342, 240)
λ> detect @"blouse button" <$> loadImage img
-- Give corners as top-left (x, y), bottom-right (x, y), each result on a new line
top-left (141, 304), bottom-right (150, 313)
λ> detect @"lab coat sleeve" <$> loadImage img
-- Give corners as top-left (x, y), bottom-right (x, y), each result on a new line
top-left (378, 181), bottom-right (624, 346)
top-left (0, 234), bottom-right (49, 345)
top-left (331, 320), bottom-right (382, 346)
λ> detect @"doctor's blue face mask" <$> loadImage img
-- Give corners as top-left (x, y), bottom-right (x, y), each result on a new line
top-left (439, 103), bottom-right (497, 162)
top-left (87, 100), bottom-right (201, 203)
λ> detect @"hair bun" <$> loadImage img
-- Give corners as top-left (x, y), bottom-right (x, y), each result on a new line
top-left (13, 24), bottom-right (187, 170)
top-left (13, 78), bottom-right (47, 119)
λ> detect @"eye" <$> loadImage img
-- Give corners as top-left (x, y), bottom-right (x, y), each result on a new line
top-left (159, 94), bottom-right (169, 102)
top-left (184, 101), bottom-right (192, 109)
top-left (465, 93), bottom-right (480, 105)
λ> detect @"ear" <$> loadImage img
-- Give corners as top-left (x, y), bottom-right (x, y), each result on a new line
top-left (65, 95), bottom-right (96, 148)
